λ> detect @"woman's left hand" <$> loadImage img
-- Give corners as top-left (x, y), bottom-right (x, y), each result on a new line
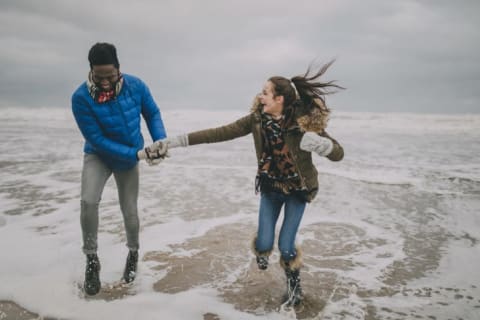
top-left (299, 132), bottom-right (333, 157)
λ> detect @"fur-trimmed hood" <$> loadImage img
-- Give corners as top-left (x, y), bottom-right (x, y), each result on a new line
top-left (249, 96), bottom-right (329, 133)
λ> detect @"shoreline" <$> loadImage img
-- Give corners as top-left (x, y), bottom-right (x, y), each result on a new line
top-left (0, 300), bottom-right (57, 320)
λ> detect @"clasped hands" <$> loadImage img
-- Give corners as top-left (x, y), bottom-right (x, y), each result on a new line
top-left (137, 140), bottom-right (169, 166)
top-left (137, 134), bottom-right (189, 166)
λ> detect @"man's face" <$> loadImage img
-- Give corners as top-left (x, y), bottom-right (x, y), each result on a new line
top-left (91, 64), bottom-right (119, 91)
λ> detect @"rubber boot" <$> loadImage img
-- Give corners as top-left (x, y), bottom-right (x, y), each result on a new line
top-left (84, 253), bottom-right (101, 295)
top-left (123, 250), bottom-right (138, 283)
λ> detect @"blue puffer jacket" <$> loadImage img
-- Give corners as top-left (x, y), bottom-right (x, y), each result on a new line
top-left (71, 74), bottom-right (166, 171)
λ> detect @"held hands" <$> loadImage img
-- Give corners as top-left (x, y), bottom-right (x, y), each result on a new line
top-left (136, 134), bottom-right (189, 166)
top-left (137, 140), bottom-right (168, 166)
top-left (300, 132), bottom-right (333, 157)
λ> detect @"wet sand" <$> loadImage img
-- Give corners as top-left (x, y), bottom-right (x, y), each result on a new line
top-left (2, 212), bottom-right (480, 319)
top-left (0, 300), bottom-right (59, 320)
top-left (0, 300), bottom-right (221, 320)
top-left (1, 111), bottom-right (479, 319)
top-left (141, 217), bottom-right (480, 319)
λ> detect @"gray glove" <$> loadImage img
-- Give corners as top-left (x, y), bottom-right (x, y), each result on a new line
top-left (300, 132), bottom-right (333, 157)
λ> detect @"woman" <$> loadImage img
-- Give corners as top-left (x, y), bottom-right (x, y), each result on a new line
top-left (146, 61), bottom-right (344, 306)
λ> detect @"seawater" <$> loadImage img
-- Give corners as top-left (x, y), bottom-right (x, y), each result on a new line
top-left (0, 108), bottom-right (479, 320)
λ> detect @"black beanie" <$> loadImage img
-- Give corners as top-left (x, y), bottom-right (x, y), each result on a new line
top-left (88, 42), bottom-right (120, 69)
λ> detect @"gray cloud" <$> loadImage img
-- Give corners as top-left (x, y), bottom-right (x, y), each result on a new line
top-left (0, 0), bottom-right (478, 113)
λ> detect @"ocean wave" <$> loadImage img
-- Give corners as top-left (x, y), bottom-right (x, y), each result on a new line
top-left (319, 167), bottom-right (418, 187)
top-left (319, 167), bottom-right (480, 196)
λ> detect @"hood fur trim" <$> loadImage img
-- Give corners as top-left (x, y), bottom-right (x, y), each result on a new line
top-left (296, 103), bottom-right (329, 133)
top-left (250, 95), bottom-right (262, 113)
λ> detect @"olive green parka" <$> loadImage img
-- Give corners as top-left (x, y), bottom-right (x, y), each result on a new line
top-left (187, 99), bottom-right (344, 202)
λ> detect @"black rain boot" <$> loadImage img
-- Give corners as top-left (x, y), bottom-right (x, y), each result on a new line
top-left (256, 255), bottom-right (269, 270)
top-left (252, 237), bottom-right (272, 270)
top-left (123, 250), bottom-right (138, 283)
top-left (280, 248), bottom-right (303, 306)
top-left (283, 265), bottom-right (303, 306)
top-left (84, 253), bottom-right (101, 296)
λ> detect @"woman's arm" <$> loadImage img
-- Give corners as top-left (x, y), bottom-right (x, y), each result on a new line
top-left (141, 113), bottom-right (254, 160)
top-left (187, 114), bottom-right (253, 145)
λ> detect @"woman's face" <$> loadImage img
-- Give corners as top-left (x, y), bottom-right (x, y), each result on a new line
top-left (259, 81), bottom-right (283, 116)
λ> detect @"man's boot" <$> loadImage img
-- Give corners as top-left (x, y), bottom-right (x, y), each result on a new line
top-left (123, 250), bottom-right (138, 283)
top-left (84, 253), bottom-right (101, 295)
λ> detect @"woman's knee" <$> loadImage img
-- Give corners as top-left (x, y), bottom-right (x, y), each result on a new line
top-left (278, 242), bottom-right (297, 262)
top-left (255, 235), bottom-right (274, 253)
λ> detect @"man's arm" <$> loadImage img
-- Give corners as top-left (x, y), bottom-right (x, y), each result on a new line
top-left (72, 95), bottom-right (139, 162)
top-left (141, 82), bottom-right (167, 141)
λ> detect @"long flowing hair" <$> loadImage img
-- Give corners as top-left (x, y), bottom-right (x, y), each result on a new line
top-left (268, 60), bottom-right (344, 120)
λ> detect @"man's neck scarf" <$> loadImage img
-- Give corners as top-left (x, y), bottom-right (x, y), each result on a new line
top-left (87, 72), bottom-right (123, 103)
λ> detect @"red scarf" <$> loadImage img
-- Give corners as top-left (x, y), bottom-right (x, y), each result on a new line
top-left (96, 90), bottom-right (115, 103)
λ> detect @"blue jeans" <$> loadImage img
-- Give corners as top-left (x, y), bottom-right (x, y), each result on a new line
top-left (255, 192), bottom-right (306, 262)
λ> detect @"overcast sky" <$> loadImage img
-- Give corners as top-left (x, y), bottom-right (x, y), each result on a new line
top-left (1, 0), bottom-right (479, 113)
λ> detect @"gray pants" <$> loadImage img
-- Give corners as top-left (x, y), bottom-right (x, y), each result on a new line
top-left (80, 153), bottom-right (139, 255)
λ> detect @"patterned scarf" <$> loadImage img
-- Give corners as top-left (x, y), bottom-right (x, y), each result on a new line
top-left (87, 72), bottom-right (123, 103)
top-left (255, 112), bottom-right (306, 196)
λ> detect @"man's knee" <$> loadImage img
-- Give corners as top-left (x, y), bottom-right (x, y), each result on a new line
top-left (80, 199), bottom-right (100, 215)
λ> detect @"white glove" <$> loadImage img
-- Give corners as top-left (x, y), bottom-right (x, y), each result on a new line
top-left (161, 134), bottom-right (189, 148)
top-left (300, 132), bottom-right (333, 157)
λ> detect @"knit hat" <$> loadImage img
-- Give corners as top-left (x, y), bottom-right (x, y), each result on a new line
top-left (88, 42), bottom-right (120, 68)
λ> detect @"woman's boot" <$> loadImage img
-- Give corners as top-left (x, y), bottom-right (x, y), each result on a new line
top-left (252, 237), bottom-right (272, 270)
top-left (280, 249), bottom-right (303, 306)
top-left (284, 266), bottom-right (303, 306)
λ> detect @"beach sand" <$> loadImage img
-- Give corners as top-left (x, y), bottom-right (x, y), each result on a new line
top-left (1, 109), bottom-right (479, 319)
top-left (3, 216), bottom-right (479, 319)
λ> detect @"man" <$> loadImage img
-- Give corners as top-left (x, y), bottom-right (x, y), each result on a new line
top-left (72, 42), bottom-right (167, 295)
